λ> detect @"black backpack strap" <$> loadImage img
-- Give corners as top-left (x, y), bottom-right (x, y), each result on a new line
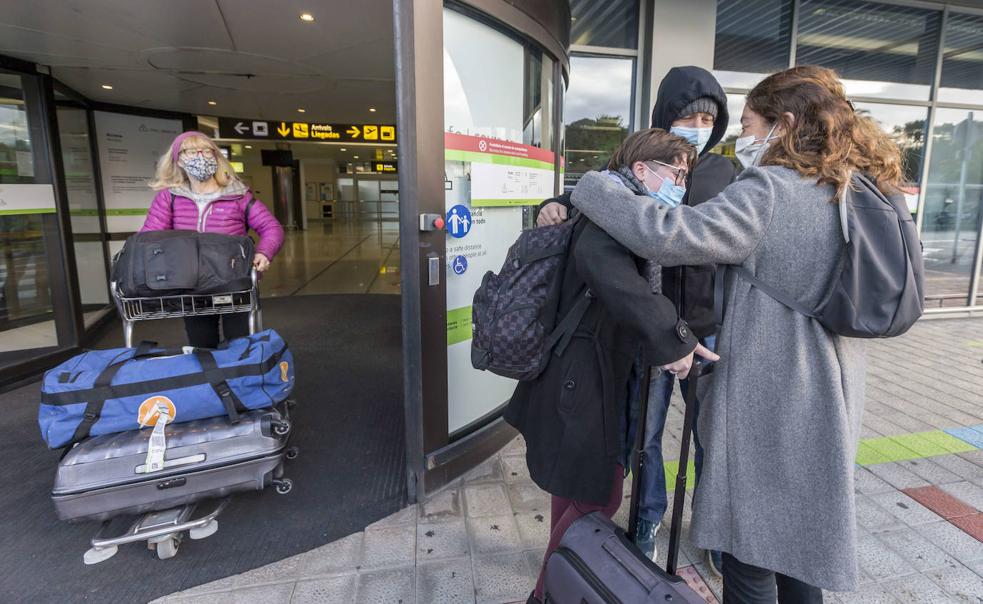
top-left (244, 197), bottom-right (257, 231)
top-left (545, 289), bottom-right (593, 357)
top-left (169, 192), bottom-right (176, 228)
top-left (195, 350), bottom-right (247, 423)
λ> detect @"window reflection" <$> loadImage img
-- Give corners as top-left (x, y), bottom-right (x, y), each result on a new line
top-left (852, 103), bottom-right (926, 212)
top-left (563, 56), bottom-right (633, 189)
top-left (938, 13), bottom-right (983, 105)
top-left (570, 0), bottom-right (639, 50)
top-left (922, 109), bottom-right (983, 307)
top-left (713, 0), bottom-right (793, 89)
top-left (795, 0), bottom-right (940, 101)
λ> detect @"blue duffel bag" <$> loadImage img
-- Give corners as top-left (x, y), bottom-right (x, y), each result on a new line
top-left (39, 329), bottom-right (294, 449)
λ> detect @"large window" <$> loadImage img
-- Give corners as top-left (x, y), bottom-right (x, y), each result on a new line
top-left (0, 72), bottom-right (56, 365)
top-left (570, 0), bottom-right (639, 49)
top-left (938, 12), bottom-right (983, 105)
top-left (921, 109), bottom-right (983, 308)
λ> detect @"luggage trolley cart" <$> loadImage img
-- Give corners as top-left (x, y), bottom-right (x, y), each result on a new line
top-left (79, 271), bottom-right (295, 565)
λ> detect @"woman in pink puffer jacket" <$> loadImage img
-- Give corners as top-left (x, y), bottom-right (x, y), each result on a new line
top-left (141, 131), bottom-right (284, 348)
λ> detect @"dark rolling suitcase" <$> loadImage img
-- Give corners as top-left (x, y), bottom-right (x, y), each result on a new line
top-left (52, 407), bottom-right (294, 523)
top-left (543, 362), bottom-right (711, 604)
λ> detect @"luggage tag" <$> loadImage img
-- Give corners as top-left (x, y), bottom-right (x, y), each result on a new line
top-left (139, 400), bottom-right (174, 473)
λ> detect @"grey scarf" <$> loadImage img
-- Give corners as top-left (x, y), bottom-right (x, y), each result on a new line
top-left (602, 167), bottom-right (663, 295)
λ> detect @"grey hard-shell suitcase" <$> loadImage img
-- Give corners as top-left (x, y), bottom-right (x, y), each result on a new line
top-left (52, 407), bottom-right (292, 523)
top-left (543, 363), bottom-right (709, 604)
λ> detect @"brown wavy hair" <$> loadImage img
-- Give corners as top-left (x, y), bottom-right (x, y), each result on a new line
top-left (746, 65), bottom-right (903, 200)
top-left (607, 128), bottom-right (697, 173)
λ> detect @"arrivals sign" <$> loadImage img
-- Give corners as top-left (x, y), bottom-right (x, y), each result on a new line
top-left (217, 117), bottom-right (396, 144)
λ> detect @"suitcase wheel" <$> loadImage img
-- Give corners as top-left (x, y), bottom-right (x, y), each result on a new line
top-left (285, 446), bottom-right (300, 460)
top-left (272, 420), bottom-right (291, 437)
top-left (155, 536), bottom-right (180, 560)
top-left (273, 478), bottom-right (293, 495)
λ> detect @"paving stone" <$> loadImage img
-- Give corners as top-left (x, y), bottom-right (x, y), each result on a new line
top-left (958, 450), bottom-right (983, 468)
top-left (857, 533), bottom-right (918, 581)
top-left (417, 519), bottom-right (469, 562)
top-left (856, 467), bottom-right (899, 495)
top-left (369, 504), bottom-right (419, 530)
top-left (914, 521), bottom-right (983, 566)
top-left (361, 524), bottom-right (417, 570)
top-left (857, 494), bottom-right (907, 532)
top-left (925, 564), bottom-right (983, 603)
top-left (168, 582), bottom-right (295, 604)
top-left (868, 462), bottom-right (931, 490)
top-left (356, 566), bottom-right (416, 604)
top-left (875, 527), bottom-right (963, 573)
top-left (467, 514), bottom-right (523, 555)
top-left (472, 552), bottom-right (535, 604)
top-left (500, 435), bottom-right (526, 456)
top-left (513, 511), bottom-right (551, 549)
top-left (464, 483), bottom-right (512, 518)
top-left (506, 480), bottom-right (550, 514)
top-left (291, 574), bottom-right (357, 603)
top-left (878, 573), bottom-right (954, 604)
top-left (835, 583), bottom-right (899, 603)
top-left (524, 549), bottom-right (547, 581)
top-left (900, 458), bottom-right (964, 486)
top-left (464, 457), bottom-right (505, 485)
top-left (676, 565), bottom-right (720, 603)
top-left (869, 491), bottom-right (944, 527)
top-left (416, 558), bottom-right (475, 604)
top-left (293, 537), bottom-right (362, 577)
top-left (932, 454), bottom-right (983, 482)
top-left (419, 487), bottom-right (463, 522)
top-left (180, 555), bottom-right (304, 595)
top-left (949, 512), bottom-right (983, 543)
top-left (904, 486), bottom-right (979, 520)
top-left (500, 454), bottom-right (532, 483)
top-left (941, 481), bottom-right (983, 511)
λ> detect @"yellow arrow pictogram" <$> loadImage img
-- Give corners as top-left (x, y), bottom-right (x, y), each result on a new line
top-left (346, 126), bottom-right (361, 138)
top-left (277, 122), bottom-right (291, 137)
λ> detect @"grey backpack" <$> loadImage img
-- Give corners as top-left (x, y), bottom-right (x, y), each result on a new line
top-left (717, 173), bottom-right (924, 338)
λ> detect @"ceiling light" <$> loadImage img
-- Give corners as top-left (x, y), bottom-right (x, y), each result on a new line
top-left (297, 108), bottom-right (306, 113)
top-left (340, 148), bottom-right (346, 151)
top-left (245, 145), bottom-right (252, 149)
top-left (208, 100), bottom-right (217, 106)
top-left (101, 84), bottom-right (113, 90)
top-left (369, 107), bottom-right (377, 113)
top-left (299, 12), bottom-right (315, 22)
top-left (353, 155), bottom-right (359, 159)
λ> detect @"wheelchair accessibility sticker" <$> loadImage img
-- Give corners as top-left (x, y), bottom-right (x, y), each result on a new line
top-left (452, 255), bottom-right (468, 275)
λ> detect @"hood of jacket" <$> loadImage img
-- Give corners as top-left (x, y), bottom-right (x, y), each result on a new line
top-left (650, 66), bottom-right (729, 157)
top-left (170, 179), bottom-right (250, 203)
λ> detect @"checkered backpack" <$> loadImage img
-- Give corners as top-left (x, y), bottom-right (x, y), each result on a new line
top-left (471, 213), bottom-right (592, 381)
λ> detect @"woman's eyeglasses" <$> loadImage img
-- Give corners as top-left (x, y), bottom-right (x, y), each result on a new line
top-left (179, 148), bottom-right (215, 159)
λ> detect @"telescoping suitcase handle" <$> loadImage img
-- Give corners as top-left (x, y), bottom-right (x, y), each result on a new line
top-left (627, 360), bottom-right (711, 576)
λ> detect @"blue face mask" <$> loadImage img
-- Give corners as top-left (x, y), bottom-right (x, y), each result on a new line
top-left (643, 164), bottom-right (686, 207)
top-left (670, 126), bottom-right (713, 153)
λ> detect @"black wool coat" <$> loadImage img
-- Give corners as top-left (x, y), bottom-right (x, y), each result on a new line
top-left (503, 219), bottom-right (697, 505)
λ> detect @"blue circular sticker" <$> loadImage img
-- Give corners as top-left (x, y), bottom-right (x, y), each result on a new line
top-left (446, 205), bottom-right (472, 239)
top-left (452, 255), bottom-right (468, 275)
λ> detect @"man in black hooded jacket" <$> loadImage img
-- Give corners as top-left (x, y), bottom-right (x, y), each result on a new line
top-left (537, 66), bottom-right (736, 575)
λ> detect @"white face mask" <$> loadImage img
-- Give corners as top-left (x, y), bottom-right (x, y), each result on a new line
top-left (734, 124), bottom-right (778, 169)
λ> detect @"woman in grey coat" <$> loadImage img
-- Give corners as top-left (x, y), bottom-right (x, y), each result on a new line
top-left (570, 66), bottom-right (906, 601)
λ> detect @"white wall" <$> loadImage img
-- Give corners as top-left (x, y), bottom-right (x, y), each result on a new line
top-left (649, 0), bottom-right (718, 101)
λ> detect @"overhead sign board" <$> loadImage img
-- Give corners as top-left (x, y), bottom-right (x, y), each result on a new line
top-left (371, 161), bottom-right (398, 173)
top-left (218, 117), bottom-right (396, 144)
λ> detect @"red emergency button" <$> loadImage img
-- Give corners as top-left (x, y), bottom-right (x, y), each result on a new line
top-left (433, 217), bottom-right (445, 230)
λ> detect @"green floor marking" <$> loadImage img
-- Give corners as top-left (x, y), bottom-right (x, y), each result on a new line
top-left (855, 430), bottom-right (978, 466)
top-left (663, 460), bottom-right (696, 490)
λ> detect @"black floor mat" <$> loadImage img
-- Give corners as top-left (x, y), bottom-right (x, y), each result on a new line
top-left (0, 295), bottom-right (406, 604)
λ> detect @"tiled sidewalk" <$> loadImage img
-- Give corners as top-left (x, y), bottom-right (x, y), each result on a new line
top-left (156, 317), bottom-right (983, 604)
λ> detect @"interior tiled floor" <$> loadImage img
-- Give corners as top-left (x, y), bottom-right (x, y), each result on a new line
top-left (262, 219), bottom-right (401, 297)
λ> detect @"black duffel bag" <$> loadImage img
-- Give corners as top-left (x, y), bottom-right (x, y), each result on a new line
top-left (112, 230), bottom-right (254, 297)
